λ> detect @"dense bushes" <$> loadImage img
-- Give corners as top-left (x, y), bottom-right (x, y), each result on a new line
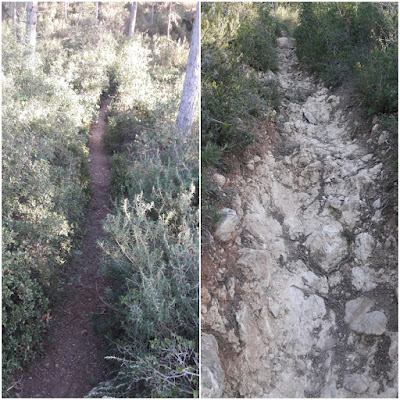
top-left (201, 3), bottom-right (281, 233)
top-left (2, 9), bottom-right (117, 390)
top-left (295, 2), bottom-right (398, 115)
top-left (90, 25), bottom-right (199, 398)
top-left (3, 3), bottom-right (198, 396)
top-left (92, 178), bottom-right (198, 397)
top-left (201, 3), bottom-right (280, 166)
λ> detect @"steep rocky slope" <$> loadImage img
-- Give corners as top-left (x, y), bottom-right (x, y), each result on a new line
top-left (201, 37), bottom-right (398, 398)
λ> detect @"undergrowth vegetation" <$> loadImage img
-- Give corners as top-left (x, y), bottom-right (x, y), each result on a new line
top-left (201, 3), bottom-right (281, 164)
top-left (89, 8), bottom-right (199, 399)
top-left (2, 2), bottom-right (198, 397)
top-left (295, 2), bottom-right (398, 115)
top-left (2, 5), bottom-right (117, 390)
top-left (201, 2), bottom-right (282, 230)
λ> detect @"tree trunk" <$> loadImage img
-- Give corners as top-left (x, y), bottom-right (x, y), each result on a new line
top-left (11, 3), bottom-right (17, 38)
top-left (176, 2), bottom-right (200, 138)
top-left (97, 2), bottom-right (103, 22)
top-left (2, 3), bottom-right (7, 21)
top-left (151, 3), bottom-right (155, 25)
top-left (25, 1), bottom-right (38, 51)
top-left (167, 2), bottom-right (171, 40)
top-left (76, 3), bottom-right (83, 30)
top-left (16, 3), bottom-right (22, 41)
top-left (128, 2), bottom-right (137, 36)
top-left (274, 2), bottom-right (278, 15)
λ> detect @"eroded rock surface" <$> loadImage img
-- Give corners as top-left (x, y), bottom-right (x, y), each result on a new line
top-left (202, 37), bottom-right (398, 397)
top-left (201, 333), bottom-right (225, 398)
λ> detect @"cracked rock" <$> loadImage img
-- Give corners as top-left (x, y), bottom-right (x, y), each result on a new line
top-left (344, 374), bottom-right (369, 394)
top-left (214, 208), bottom-right (241, 242)
top-left (344, 297), bottom-right (387, 335)
top-left (201, 333), bottom-right (225, 398)
top-left (354, 232), bottom-right (376, 262)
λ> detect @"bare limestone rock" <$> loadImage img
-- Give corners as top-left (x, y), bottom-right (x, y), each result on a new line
top-left (201, 333), bottom-right (225, 398)
top-left (344, 297), bottom-right (387, 335)
top-left (344, 374), bottom-right (369, 394)
top-left (237, 248), bottom-right (271, 286)
top-left (305, 221), bottom-right (347, 271)
top-left (351, 266), bottom-right (377, 291)
top-left (235, 303), bottom-right (272, 397)
top-left (203, 35), bottom-right (397, 398)
top-left (354, 232), bottom-right (376, 262)
top-left (277, 37), bottom-right (295, 49)
top-left (263, 70), bottom-right (277, 81)
top-left (378, 131), bottom-right (390, 145)
top-left (303, 109), bottom-right (317, 124)
top-left (214, 208), bottom-right (241, 242)
top-left (246, 161), bottom-right (255, 171)
top-left (203, 298), bottom-right (227, 334)
top-left (213, 173), bottom-right (226, 187)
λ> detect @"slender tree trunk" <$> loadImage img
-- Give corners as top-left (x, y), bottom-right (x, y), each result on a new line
top-left (25, 1), bottom-right (38, 52)
top-left (128, 2), bottom-right (137, 36)
top-left (151, 3), bottom-right (155, 25)
top-left (11, 3), bottom-right (17, 38)
top-left (274, 2), bottom-right (278, 15)
top-left (65, 2), bottom-right (68, 23)
top-left (176, 2), bottom-right (200, 138)
top-left (2, 3), bottom-right (7, 21)
top-left (16, 3), bottom-right (22, 41)
top-left (97, 2), bottom-right (103, 22)
top-left (167, 2), bottom-right (171, 40)
top-left (76, 3), bottom-right (83, 30)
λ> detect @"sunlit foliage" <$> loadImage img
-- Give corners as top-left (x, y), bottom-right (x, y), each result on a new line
top-left (295, 2), bottom-right (398, 115)
top-left (2, 3), bottom-right (117, 391)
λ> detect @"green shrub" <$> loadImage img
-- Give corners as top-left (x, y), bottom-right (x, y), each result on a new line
top-left (89, 335), bottom-right (198, 398)
top-left (89, 25), bottom-right (198, 398)
top-left (201, 142), bottom-right (225, 168)
top-left (104, 113), bottom-right (141, 154)
top-left (201, 3), bottom-right (280, 161)
top-left (2, 227), bottom-right (50, 385)
top-left (355, 42), bottom-right (398, 114)
top-left (93, 185), bottom-right (198, 397)
top-left (149, 35), bottom-right (189, 70)
top-left (235, 7), bottom-right (279, 72)
top-left (274, 5), bottom-right (300, 36)
top-left (2, 13), bottom-right (117, 389)
top-left (295, 2), bottom-right (398, 115)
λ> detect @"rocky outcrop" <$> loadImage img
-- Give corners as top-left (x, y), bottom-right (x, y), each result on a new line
top-left (201, 333), bottom-right (225, 398)
top-left (344, 297), bottom-right (387, 335)
top-left (202, 37), bottom-right (397, 398)
top-left (214, 208), bottom-right (241, 242)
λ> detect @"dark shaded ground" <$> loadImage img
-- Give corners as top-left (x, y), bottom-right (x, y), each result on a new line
top-left (17, 99), bottom-right (112, 398)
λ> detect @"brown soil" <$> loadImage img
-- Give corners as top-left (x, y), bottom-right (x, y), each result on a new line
top-left (17, 99), bottom-right (112, 398)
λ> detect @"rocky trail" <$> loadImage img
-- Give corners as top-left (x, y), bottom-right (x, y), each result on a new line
top-left (16, 99), bottom-right (112, 398)
top-left (202, 38), bottom-right (398, 397)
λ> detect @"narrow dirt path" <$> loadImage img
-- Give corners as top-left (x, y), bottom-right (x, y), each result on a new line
top-left (19, 98), bottom-right (112, 398)
top-left (202, 38), bottom-right (397, 397)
